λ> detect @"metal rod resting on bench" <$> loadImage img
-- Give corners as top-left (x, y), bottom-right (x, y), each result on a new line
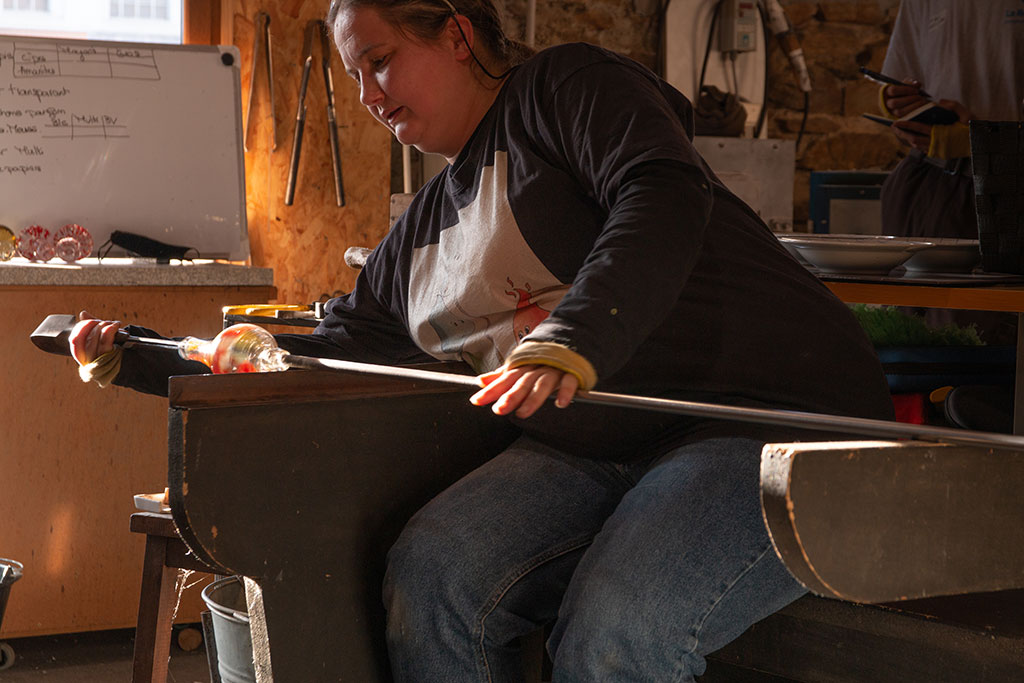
top-left (284, 354), bottom-right (1024, 452)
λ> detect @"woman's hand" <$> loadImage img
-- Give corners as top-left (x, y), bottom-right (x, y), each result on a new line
top-left (471, 364), bottom-right (579, 419)
top-left (68, 310), bottom-right (122, 366)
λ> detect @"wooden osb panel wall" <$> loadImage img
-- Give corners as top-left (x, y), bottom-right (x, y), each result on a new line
top-left (232, 0), bottom-right (392, 305)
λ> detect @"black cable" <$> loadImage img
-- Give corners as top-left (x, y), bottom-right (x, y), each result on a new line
top-left (729, 52), bottom-right (739, 95)
top-left (98, 239), bottom-right (114, 261)
top-left (697, 1), bottom-right (723, 95)
top-left (443, 2), bottom-right (512, 81)
top-left (796, 91), bottom-right (809, 150)
top-left (753, 1), bottom-right (771, 138)
top-left (653, 0), bottom-right (672, 79)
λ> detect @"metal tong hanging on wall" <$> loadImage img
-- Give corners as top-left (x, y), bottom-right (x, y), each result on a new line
top-left (285, 19), bottom-right (345, 207)
top-left (244, 11), bottom-right (277, 152)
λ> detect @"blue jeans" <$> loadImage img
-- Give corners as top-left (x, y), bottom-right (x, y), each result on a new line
top-left (383, 435), bottom-right (806, 682)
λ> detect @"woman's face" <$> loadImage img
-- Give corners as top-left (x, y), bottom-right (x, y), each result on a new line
top-left (334, 6), bottom-right (475, 160)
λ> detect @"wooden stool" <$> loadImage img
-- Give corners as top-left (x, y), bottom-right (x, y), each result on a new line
top-left (130, 511), bottom-right (221, 683)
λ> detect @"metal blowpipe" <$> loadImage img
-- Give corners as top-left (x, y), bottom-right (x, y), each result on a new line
top-left (29, 316), bottom-right (1024, 451)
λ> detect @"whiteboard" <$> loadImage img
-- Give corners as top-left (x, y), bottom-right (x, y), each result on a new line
top-left (0, 35), bottom-right (248, 260)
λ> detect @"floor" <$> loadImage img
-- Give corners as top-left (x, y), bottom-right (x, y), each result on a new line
top-left (0, 625), bottom-right (798, 682)
top-left (0, 625), bottom-right (211, 683)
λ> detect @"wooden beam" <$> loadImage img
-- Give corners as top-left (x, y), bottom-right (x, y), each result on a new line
top-left (824, 281), bottom-right (1024, 313)
top-left (183, 0), bottom-right (227, 45)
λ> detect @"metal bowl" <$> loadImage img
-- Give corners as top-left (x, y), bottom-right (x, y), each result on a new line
top-left (901, 238), bottom-right (981, 274)
top-left (776, 234), bottom-right (932, 275)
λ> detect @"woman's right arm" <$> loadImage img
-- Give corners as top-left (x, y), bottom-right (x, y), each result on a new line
top-left (69, 311), bottom-right (210, 396)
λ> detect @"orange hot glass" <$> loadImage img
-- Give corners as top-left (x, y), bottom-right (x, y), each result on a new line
top-left (178, 323), bottom-right (290, 374)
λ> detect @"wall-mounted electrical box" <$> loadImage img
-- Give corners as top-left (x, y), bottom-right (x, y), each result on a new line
top-left (719, 0), bottom-right (758, 53)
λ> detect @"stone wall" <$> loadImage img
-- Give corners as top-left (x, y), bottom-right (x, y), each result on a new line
top-left (497, 0), bottom-right (905, 229)
top-left (767, 0), bottom-right (903, 227)
top-left (499, 0), bottom-right (664, 67)
top-left (234, 0), bottom-right (907, 303)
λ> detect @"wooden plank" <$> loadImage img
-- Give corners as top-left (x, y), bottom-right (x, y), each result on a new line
top-left (232, 0), bottom-right (393, 305)
top-left (761, 441), bottom-right (1024, 604)
top-left (183, 0), bottom-right (223, 45)
top-left (167, 364), bottom-right (471, 408)
top-left (129, 512), bottom-right (179, 538)
top-left (824, 281), bottom-right (1024, 313)
top-left (129, 512), bottom-right (224, 574)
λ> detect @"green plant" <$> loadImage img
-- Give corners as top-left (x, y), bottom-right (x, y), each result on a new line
top-left (850, 304), bottom-right (983, 347)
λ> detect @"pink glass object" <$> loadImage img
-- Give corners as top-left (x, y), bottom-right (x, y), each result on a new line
top-left (16, 225), bottom-right (53, 262)
top-left (178, 324), bottom-right (289, 374)
top-left (54, 223), bottom-right (93, 261)
top-left (55, 237), bottom-right (81, 263)
top-left (35, 240), bottom-right (56, 262)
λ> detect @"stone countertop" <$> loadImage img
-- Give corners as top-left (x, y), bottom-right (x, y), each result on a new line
top-left (0, 258), bottom-right (274, 287)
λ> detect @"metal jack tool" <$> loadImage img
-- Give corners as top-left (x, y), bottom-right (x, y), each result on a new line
top-left (29, 313), bottom-right (1024, 453)
top-left (285, 19), bottom-right (345, 207)
top-left (244, 11), bottom-right (277, 152)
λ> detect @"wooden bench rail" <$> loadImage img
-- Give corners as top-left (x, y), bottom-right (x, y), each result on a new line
top-left (761, 440), bottom-right (1024, 604)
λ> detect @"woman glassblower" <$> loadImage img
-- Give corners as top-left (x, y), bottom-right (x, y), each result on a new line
top-left (70, 0), bottom-right (894, 679)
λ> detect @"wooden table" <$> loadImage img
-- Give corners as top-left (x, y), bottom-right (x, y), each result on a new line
top-left (823, 279), bottom-right (1024, 432)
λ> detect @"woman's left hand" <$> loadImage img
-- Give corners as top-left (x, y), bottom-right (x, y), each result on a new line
top-left (471, 364), bottom-right (579, 418)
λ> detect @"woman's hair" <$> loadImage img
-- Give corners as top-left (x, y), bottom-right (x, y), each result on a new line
top-left (326, 0), bottom-right (535, 72)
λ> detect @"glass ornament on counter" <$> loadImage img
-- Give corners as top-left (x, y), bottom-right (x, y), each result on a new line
top-left (55, 237), bottom-right (81, 262)
top-left (16, 225), bottom-right (53, 261)
top-left (8, 223), bottom-right (92, 262)
top-left (0, 225), bottom-right (15, 261)
top-left (54, 223), bottom-right (93, 261)
top-left (178, 323), bottom-right (290, 374)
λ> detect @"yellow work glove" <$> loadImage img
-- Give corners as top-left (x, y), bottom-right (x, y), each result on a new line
top-left (78, 348), bottom-right (123, 388)
top-left (927, 121), bottom-right (971, 160)
top-left (505, 341), bottom-right (598, 391)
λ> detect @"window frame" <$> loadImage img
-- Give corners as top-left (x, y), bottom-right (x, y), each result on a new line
top-left (2, 0), bottom-right (50, 12)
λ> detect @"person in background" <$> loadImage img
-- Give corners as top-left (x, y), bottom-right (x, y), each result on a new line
top-left (877, 0), bottom-right (1023, 346)
top-left (72, 0), bottom-right (894, 679)
top-left (879, 0), bottom-right (1023, 240)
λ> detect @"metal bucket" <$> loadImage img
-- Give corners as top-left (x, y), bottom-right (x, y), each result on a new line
top-left (0, 559), bottom-right (24, 629)
top-left (0, 559), bottom-right (24, 671)
top-left (202, 576), bottom-right (256, 683)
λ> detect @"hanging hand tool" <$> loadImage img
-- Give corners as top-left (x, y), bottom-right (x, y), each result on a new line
top-left (244, 11), bottom-right (277, 152)
top-left (30, 314), bottom-right (1024, 452)
top-left (285, 19), bottom-right (345, 207)
top-left (320, 22), bottom-right (345, 208)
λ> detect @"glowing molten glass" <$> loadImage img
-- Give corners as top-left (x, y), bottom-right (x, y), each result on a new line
top-left (178, 323), bottom-right (289, 374)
